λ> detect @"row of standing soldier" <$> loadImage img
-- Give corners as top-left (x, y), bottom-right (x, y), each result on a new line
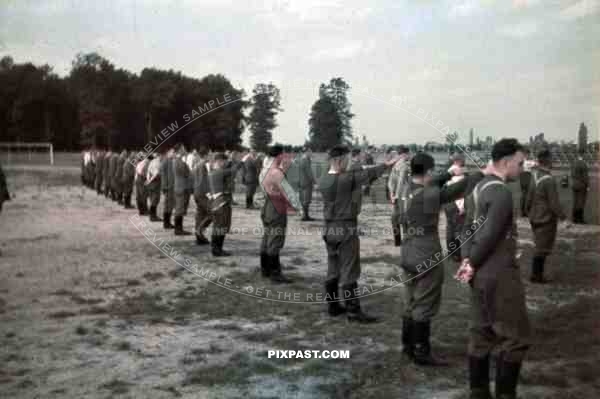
top-left (81, 140), bottom-right (590, 399)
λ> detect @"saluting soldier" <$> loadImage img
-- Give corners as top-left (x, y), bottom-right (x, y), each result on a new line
top-left (456, 138), bottom-right (530, 399)
top-left (160, 146), bottom-right (176, 229)
top-left (525, 149), bottom-right (567, 283)
top-left (146, 153), bottom-right (162, 222)
top-left (318, 145), bottom-right (398, 323)
top-left (192, 147), bottom-right (212, 245)
top-left (207, 152), bottom-right (243, 256)
top-left (121, 151), bottom-right (136, 209)
top-left (571, 151), bottom-right (589, 224)
top-left (298, 147), bottom-right (316, 221)
top-left (242, 150), bottom-right (259, 209)
top-left (444, 152), bottom-right (467, 262)
top-left (259, 145), bottom-right (295, 283)
top-left (387, 145), bottom-right (411, 246)
top-left (173, 144), bottom-right (192, 235)
top-left (135, 155), bottom-right (149, 215)
top-left (399, 153), bottom-right (468, 366)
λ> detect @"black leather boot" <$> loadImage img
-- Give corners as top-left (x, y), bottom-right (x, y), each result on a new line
top-left (325, 279), bottom-right (345, 316)
top-left (163, 212), bottom-right (174, 229)
top-left (530, 256), bottom-right (549, 284)
top-left (469, 356), bottom-right (492, 399)
top-left (212, 235), bottom-right (231, 257)
top-left (149, 206), bottom-right (161, 222)
top-left (402, 317), bottom-right (414, 359)
top-left (174, 216), bottom-right (192, 236)
top-left (195, 231), bottom-right (209, 245)
top-left (260, 253), bottom-right (271, 277)
top-left (343, 283), bottom-right (377, 323)
top-left (412, 320), bottom-right (446, 366)
top-left (495, 357), bottom-right (522, 399)
top-left (124, 195), bottom-right (134, 209)
top-left (269, 254), bottom-right (292, 283)
top-left (393, 224), bottom-right (402, 247)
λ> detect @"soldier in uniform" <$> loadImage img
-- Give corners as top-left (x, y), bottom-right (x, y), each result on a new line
top-left (456, 138), bottom-right (530, 399)
top-left (362, 147), bottom-right (375, 196)
top-left (160, 146), bottom-right (176, 229)
top-left (192, 147), bottom-right (212, 245)
top-left (207, 152), bottom-right (243, 256)
top-left (114, 150), bottom-right (127, 205)
top-left (318, 145), bottom-right (399, 323)
top-left (571, 151), bottom-right (589, 224)
top-left (525, 149), bottom-right (566, 283)
top-left (387, 145), bottom-right (411, 247)
top-left (444, 152), bottom-right (467, 262)
top-left (298, 147), bottom-right (316, 221)
top-left (259, 145), bottom-right (295, 283)
top-left (519, 148), bottom-right (534, 217)
top-left (102, 149), bottom-right (112, 198)
top-left (146, 153), bottom-right (162, 222)
top-left (399, 153), bottom-right (469, 366)
top-left (94, 148), bottom-right (104, 195)
top-left (242, 150), bottom-right (259, 209)
top-left (135, 155), bottom-right (149, 215)
top-left (121, 151), bottom-right (136, 209)
top-left (108, 150), bottom-right (119, 201)
top-left (173, 144), bottom-right (192, 235)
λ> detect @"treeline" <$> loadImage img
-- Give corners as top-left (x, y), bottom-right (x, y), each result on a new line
top-left (0, 53), bottom-right (245, 151)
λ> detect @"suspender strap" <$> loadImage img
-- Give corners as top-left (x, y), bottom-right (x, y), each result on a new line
top-left (473, 180), bottom-right (505, 223)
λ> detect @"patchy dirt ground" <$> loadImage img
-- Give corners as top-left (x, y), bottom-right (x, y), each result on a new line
top-left (1, 165), bottom-right (599, 399)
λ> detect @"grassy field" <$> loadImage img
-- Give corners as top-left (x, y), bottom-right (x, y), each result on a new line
top-left (0, 166), bottom-right (599, 398)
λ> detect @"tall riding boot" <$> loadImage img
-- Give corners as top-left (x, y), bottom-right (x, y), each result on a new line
top-left (270, 254), bottom-right (292, 283)
top-left (212, 235), bottom-right (231, 257)
top-left (124, 194), bottom-right (134, 209)
top-left (149, 205), bottom-right (162, 222)
top-left (195, 229), bottom-right (210, 245)
top-left (343, 282), bottom-right (377, 323)
top-left (174, 216), bottom-right (192, 236)
top-left (402, 317), bottom-right (414, 359)
top-left (412, 320), bottom-right (446, 366)
top-left (393, 224), bottom-right (402, 247)
top-left (163, 212), bottom-right (174, 229)
top-left (495, 357), bottom-right (522, 399)
top-left (530, 256), bottom-right (549, 284)
top-left (260, 252), bottom-right (271, 277)
top-left (469, 355), bottom-right (492, 399)
top-left (325, 279), bottom-right (345, 316)
top-left (301, 205), bottom-right (314, 221)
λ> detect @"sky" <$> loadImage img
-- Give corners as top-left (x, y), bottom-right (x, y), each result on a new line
top-left (1, 0), bottom-right (599, 146)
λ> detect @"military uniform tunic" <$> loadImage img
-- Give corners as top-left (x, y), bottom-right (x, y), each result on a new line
top-left (462, 175), bottom-right (531, 363)
top-left (318, 164), bottom-right (386, 286)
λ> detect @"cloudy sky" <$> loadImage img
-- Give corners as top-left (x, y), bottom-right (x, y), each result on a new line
top-left (1, 0), bottom-right (598, 146)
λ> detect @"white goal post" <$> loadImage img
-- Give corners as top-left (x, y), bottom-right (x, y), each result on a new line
top-left (0, 142), bottom-right (54, 165)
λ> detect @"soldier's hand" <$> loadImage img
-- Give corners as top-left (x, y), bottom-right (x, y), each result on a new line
top-left (454, 258), bottom-right (474, 284)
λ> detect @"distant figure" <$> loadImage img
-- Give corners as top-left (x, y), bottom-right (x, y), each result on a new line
top-left (135, 154), bottom-right (150, 215)
top-left (0, 162), bottom-right (10, 213)
top-left (192, 147), bottom-right (212, 245)
top-left (160, 146), bottom-right (176, 229)
top-left (145, 152), bottom-right (162, 222)
top-left (571, 152), bottom-right (589, 224)
top-left (362, 148), bottom-right (375, 196)
top-left (173, 144), bottom-right (192, 235)
top-left (519, 148), bottom-right (536, 217)
top-left (241, 150), bottom-right (259, 209)
top-left (388, 145), bottom-right (411, 247)
top-left (525, 149), bottom-right (566, 283)
top-left (298, 147), bottom-right (316, 221)
top-left (121, 151), bottom-right (136, 209)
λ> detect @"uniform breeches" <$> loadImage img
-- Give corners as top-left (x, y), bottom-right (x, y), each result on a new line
top-left (261, 215), bottom-right (287, 256)
top-left (403, 264), bottom-right (444, 322)
top-left (323, 221), bottom-right (361, 286)
top-left (469, 268), bottom-right (531, 362)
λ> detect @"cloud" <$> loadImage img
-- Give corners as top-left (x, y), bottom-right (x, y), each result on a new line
top-left (560, 0), bottom-right (600, 20)
top-left (497, 20), bottom-right (540, 37)
top-left (309, 40), bottom-right (375, 62)
top-left (448, 0), bottom-right (483, 18)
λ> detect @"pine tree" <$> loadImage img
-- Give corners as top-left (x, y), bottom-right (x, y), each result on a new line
top-left (248, 83), bottom-right (282, 152)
